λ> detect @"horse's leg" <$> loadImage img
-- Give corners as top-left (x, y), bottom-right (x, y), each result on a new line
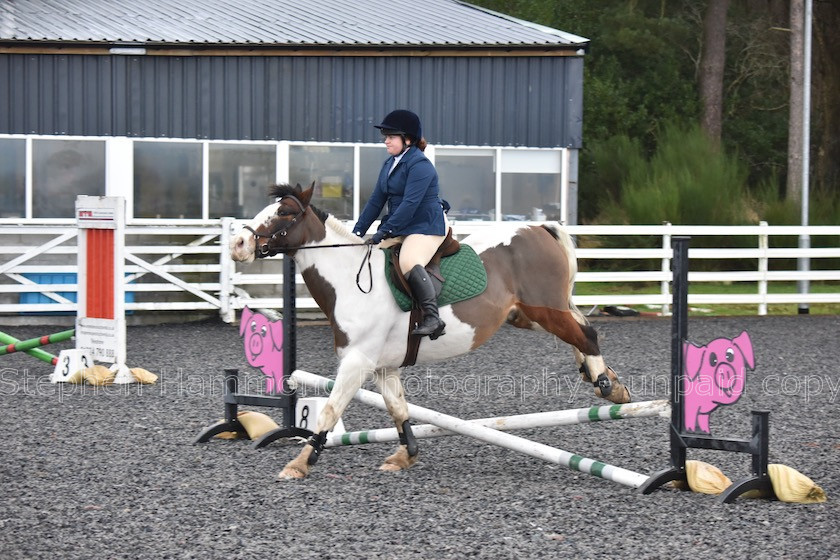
top-left (373, 367), bottom-right (419, 472)
top-left (565, 308), bottom-right (631, 404)
top-left (278, 349), bottom-right (375, 480)
top-left (517, 303), bottom-right (631, 404)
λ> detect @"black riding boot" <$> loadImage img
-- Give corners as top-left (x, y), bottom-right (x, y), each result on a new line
top-left (406, 265), bottom-right (446, 339)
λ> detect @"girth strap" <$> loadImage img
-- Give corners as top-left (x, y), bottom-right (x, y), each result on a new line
top-left (401, 308), bottom-right (424, 368)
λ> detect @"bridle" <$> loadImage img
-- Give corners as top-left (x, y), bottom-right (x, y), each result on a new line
top-left (243, 194), bottom-right (307, 257)
top-left (239, 194), bottom-right (375, 292)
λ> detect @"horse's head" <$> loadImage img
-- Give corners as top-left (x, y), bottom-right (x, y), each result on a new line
top-left (230, 182), bottom-right (325, 262)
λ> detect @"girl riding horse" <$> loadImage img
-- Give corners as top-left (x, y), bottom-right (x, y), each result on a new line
top-left (231, 183), bottom-right (631, 480)
top-left (353, 109), bottom-right (449, 340)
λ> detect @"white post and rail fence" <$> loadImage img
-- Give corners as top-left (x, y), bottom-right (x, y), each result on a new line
top-left (1, 218), bottom-right (839, 321)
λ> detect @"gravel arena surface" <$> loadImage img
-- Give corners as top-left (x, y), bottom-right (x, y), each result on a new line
top-left (1, 314), bottom-right (839, 559)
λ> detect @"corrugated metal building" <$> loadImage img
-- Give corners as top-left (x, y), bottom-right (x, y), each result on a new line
top-left (0, 0), bottom-right (588, 223)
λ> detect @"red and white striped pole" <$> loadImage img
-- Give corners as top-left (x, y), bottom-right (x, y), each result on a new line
top-left (69, 195), bottom-right (131, 383)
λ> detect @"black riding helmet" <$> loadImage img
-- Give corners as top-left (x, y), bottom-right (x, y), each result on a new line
top-left (374, 109), bottom-right (422, 143)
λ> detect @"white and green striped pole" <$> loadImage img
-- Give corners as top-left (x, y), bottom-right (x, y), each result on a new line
top-left (291, 370), bottom-right (653, 489)
top-left (327, 399), bottom-right (669, 448)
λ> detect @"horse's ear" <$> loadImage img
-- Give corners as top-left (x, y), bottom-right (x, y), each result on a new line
top-left (297, 181), bottom-right (315, 206)
top-left (294, 183), bottom-right (303, 193)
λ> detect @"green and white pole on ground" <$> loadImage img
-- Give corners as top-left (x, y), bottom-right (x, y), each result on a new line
top-left (327, 399), bottom-right (669, 448)
top-left (291, 369), bottom-right (652, 489)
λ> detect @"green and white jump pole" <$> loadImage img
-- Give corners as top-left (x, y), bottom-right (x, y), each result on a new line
top-left (327, 399), bottom-right (669, 448)
top-left (291, 369), bottom-right (653, 489)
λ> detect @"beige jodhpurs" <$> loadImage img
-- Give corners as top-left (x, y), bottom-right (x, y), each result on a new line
top-left (397, 233), bottom-right (447, 276)
top-left (380, 218), bottom-right (450, 276)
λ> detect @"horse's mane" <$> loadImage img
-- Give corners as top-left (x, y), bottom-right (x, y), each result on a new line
top-left (267, 183), bottom-right (361, 243)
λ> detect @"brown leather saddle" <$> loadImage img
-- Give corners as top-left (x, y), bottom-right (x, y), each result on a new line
top-left (387, 229), bottom-right (460, 367)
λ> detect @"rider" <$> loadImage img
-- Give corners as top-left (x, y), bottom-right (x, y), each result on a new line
top-left (353, 109), bottom-right (450, 339)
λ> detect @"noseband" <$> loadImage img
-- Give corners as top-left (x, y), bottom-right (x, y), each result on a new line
top-left (244, 195), bottom-right (306, 257)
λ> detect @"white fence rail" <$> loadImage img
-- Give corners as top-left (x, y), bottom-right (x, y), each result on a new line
top-left (1, 220), bottom-right (838, 321)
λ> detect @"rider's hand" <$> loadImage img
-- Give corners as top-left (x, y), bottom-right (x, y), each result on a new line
top-left (365, 230), bottom-right (387, 245)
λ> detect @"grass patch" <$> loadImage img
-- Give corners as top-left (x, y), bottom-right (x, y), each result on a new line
top-left (574, 281), bottom-right (840, 316)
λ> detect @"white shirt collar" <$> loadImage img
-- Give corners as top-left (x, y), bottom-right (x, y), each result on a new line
top-left (389, 148), bottom-right (409, 174)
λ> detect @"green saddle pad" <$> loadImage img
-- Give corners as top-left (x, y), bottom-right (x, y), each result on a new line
top-left (383, 244), bottom-right (488, 312)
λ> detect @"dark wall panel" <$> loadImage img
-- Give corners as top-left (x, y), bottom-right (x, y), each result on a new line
top-left (0, 53), bottom-right (583, 148)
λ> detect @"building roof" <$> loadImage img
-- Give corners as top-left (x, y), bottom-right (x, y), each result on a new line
top-left (0, 0), bottom-right (588, 49)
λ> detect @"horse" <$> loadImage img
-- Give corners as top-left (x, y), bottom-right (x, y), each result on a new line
top-left (230, 183), bottom-right (631, 480)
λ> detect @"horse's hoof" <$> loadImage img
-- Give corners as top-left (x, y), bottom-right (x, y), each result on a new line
top-left (277, 465), bottom-right (307, 480)
top-left (605, 384), bottom-right (631, 404)
top-left (379, 446), bottom-right (418, 472)
top-left (595, 367), bottom-right (631, 404)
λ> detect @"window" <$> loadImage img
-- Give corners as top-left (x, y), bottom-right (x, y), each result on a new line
top-left (501, 173), bottom-right (563, 221)
top-left (359, 145), bottom-right (389, 213)
top-left (0, 138), bottom-right (25, 218)
top-left (289, 145), bottom-right (354, 220)
top-left (436, 149), bottom-right (496, 221)
top-left (134, 142), bottom-right (202, 219)
top-left (1, 135), bottom-right (568, 223)
top-left (501, 150), bottom-right (563, 221)
top-left (208, 144), bottom-right (276, 219)
top-left (32, 139), bottom-right (105, 218)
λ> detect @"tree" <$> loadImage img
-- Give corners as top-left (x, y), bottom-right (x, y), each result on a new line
top-left (699, 0), bottom-right (731, 145)
top-left (812, 0), bottom-right (840, 197)
top-left (469, 0), bottom-right (838, 222)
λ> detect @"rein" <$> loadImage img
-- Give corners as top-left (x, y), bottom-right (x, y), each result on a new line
top-left (242, 194), bottom-right (374, 293)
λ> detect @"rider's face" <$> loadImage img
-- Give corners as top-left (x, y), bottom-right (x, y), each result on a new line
top-left (384, 134), bottom-right (408, 156)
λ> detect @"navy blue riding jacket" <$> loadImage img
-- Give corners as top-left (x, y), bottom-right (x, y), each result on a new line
top-left (353, 145), bottom-right (448, 238)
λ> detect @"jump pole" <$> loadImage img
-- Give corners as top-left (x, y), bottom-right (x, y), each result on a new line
top-left (0, 330), bottom-right (72, 365)
top-left (0, 329), bottom-right (75, 364)
top-left (291, 369), bottom-right (651, 489)
top-left (326, 399), bottom-right (670, 448)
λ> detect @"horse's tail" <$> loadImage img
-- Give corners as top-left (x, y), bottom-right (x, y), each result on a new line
top-left (540, 222), bottom-right (583, 319)
top-left (540, 222), bottom-right (578, 280)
